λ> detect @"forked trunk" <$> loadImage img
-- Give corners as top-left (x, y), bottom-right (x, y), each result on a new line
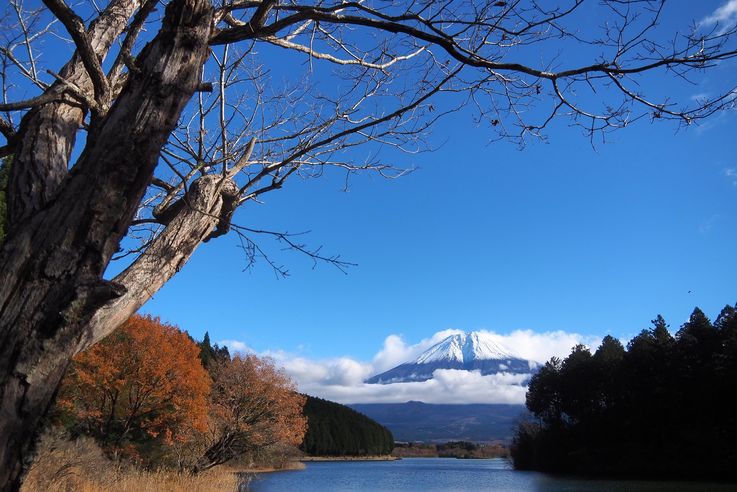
top-left (0, 0), bottom-right (213, 489)
top-left (7, 0), bottom-right (141, 231)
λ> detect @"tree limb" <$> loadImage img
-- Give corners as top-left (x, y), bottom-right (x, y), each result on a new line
top-left (42, 0), bottom-right (111, 110)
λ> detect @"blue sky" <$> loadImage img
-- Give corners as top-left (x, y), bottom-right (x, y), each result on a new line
top-left (132, 1), bottom-right (737, 372)
top-left (144, 106), bottom-right (736, 356)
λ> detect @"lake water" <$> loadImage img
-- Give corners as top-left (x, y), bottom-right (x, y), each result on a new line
top-left (245, 458), bottom-right (735, 491)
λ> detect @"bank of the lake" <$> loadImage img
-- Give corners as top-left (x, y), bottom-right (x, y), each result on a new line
top-left (245, 457), bottom-right (736, 492)
top-left (301, 455), bottom-right (399, 461)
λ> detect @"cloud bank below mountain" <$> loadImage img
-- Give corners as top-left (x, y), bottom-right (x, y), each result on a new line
top-left (221, 329), bottom-right (601, 405)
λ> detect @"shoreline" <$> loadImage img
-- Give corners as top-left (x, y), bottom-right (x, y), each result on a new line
top-left (301, 455), bottom-right (400, 462)
top-left (236, 461), bottom-right (306, 474)
top-left (238, 455), bottom-right (399, 478)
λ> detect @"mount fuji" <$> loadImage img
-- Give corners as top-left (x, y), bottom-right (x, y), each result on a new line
top-left (366, 331), bottom-right (536, 384)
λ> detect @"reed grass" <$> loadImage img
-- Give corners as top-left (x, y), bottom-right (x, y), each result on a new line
top-left (22, 432), bottom-right (238, 492)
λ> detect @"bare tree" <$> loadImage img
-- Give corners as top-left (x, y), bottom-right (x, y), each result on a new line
top-left (0, 0), bottom-right (735, 488)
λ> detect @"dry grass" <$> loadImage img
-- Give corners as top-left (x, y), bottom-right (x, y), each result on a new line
top-left (76, 467), bottom-right (238, 492)
top-left (22, 432), bottom-right (238, 492)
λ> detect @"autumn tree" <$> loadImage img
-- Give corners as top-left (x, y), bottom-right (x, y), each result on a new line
top-left (194, 354), bottom-right (307, 471)
top-left (0, 0), bottom-right (736, 488)
top-left (57, 315), bottom-right (210, 459)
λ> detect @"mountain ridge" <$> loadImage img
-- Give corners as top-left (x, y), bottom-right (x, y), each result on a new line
top-left (349, 401), bottom-right (527, 442)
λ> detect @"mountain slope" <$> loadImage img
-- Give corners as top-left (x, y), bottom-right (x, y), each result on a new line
top-left (366, 332), bottom-right (535, 384)
top-left (301, 395), bottom-right (394, 456)
top-left (349, 401), bottom-right (527, 442)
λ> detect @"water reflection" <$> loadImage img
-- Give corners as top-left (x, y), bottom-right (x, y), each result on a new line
top-left (246, 458), bottom-right (734, 492)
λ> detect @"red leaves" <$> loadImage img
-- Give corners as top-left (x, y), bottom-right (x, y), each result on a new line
top-left (209, 355), bottom-right (308, 448)
top-left (58, 315), bottom-right (211, 451)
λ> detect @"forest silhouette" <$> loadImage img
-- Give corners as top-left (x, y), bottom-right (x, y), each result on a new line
top-left (512, 304), bottom-right (737, 479)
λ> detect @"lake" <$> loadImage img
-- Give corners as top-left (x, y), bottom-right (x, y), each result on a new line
top-left (244, 458), bottom-right (735, 491)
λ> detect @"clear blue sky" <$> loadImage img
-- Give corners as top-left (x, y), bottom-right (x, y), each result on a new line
top-left (141, 93), bottom-right (737, 361)
top-left (113, 1), bottom-right (737, 360)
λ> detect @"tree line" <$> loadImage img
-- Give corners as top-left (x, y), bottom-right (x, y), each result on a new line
top-left (301, 396), bottom-right (394, 456)
top-left (511, 304), bottom-right (737, 479)
top-left (393, 441), bottom-right (508, 459)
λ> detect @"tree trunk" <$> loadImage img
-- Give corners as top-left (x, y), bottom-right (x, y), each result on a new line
top-left (7, 0), bottom-right (141, 232)
top-left (0, 0), bottom-right (213, 489)
top-left (79, 175), bottom-right (239, 351)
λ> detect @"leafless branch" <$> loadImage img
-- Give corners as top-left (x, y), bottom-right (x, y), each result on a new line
top-left (4, 0), bottom-right (735, 269)
top-left (231, 224), bottom-right (356, 277)
top-left (41, 0), bottom-right (110, 111)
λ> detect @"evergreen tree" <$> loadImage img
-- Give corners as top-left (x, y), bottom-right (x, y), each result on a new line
top-left (593, 335), bottom-right (625, 365)
top-left (199, 332), bottom-right (217, 370)
top-left (213, 343), bottom-right (231, 363)
top-left (198, 332), bottom-right (231, 377)
top-left (300, 396), bottom-right (394, 456)
top-left (592, 335), bottom-right (625, 414)
top-left (676, 307), bottom-right (718, 365)
top-left (525, 358), bottom-right (563, 427)
top-left (712, 304), bottom-right (737, 471)
top-left (512, 305), bottom-right (737, 479)
top-left (559, 345), bottom-right (596, 425)
top-left (651, 315), bottom-right (671, 344)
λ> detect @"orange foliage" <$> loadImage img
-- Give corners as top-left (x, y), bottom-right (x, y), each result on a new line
top-left (196, 355), bottom-right (307, 470)
top-left (212, 355), bottom-right (307, 447)
top-left (58, 315), bottom-right (210, 452)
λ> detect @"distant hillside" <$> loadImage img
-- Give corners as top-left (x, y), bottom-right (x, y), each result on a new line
top-left (301, 396), bottom-right (394, 456)
top-left (349, 401), bottom-right (527, 442)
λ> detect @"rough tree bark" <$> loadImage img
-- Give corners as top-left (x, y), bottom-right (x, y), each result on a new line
top-left (79, 175), bottom-right (239, 351)
top-left (7, 0), bottom-right (142, 231)
top-left (0, 0), bottom-right (213, 488)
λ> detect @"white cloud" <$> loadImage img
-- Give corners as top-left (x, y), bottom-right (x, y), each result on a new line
top-left (690, 92), bottom-right (710, 102)
top-left (370, 329), bottom-right (464, 372)
top-left (702, 1), bottom-right (737, 33)
top-left (699, 214), bottom-right (720, 235)
top-left (491, 329), bottom-right (600, 363)
top-left (221, 339), bottom-right (254, 354)
top-left (292, 369), bottom-right (529, 405)
top-left (725, 167), bottom-right (737, 186)
top-left (221, 328), bottom-right (600, 405)
top-left (325, 357), bottom-right (375, 386)
top-left (275, 356), bottom-right (329, 383)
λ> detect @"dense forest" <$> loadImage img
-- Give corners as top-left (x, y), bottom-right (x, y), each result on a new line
top-left (393, 441), bottom-right (509, 459)
top-left (301, 396), bottom-right (394, 456)
top-left (511, 304), bottom-right (737, 479)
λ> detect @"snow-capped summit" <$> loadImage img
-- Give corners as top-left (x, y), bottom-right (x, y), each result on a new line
top-left (414, 332), bottom-right (517, 364)
top-left (366, 331), bottom-right (534, 384)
